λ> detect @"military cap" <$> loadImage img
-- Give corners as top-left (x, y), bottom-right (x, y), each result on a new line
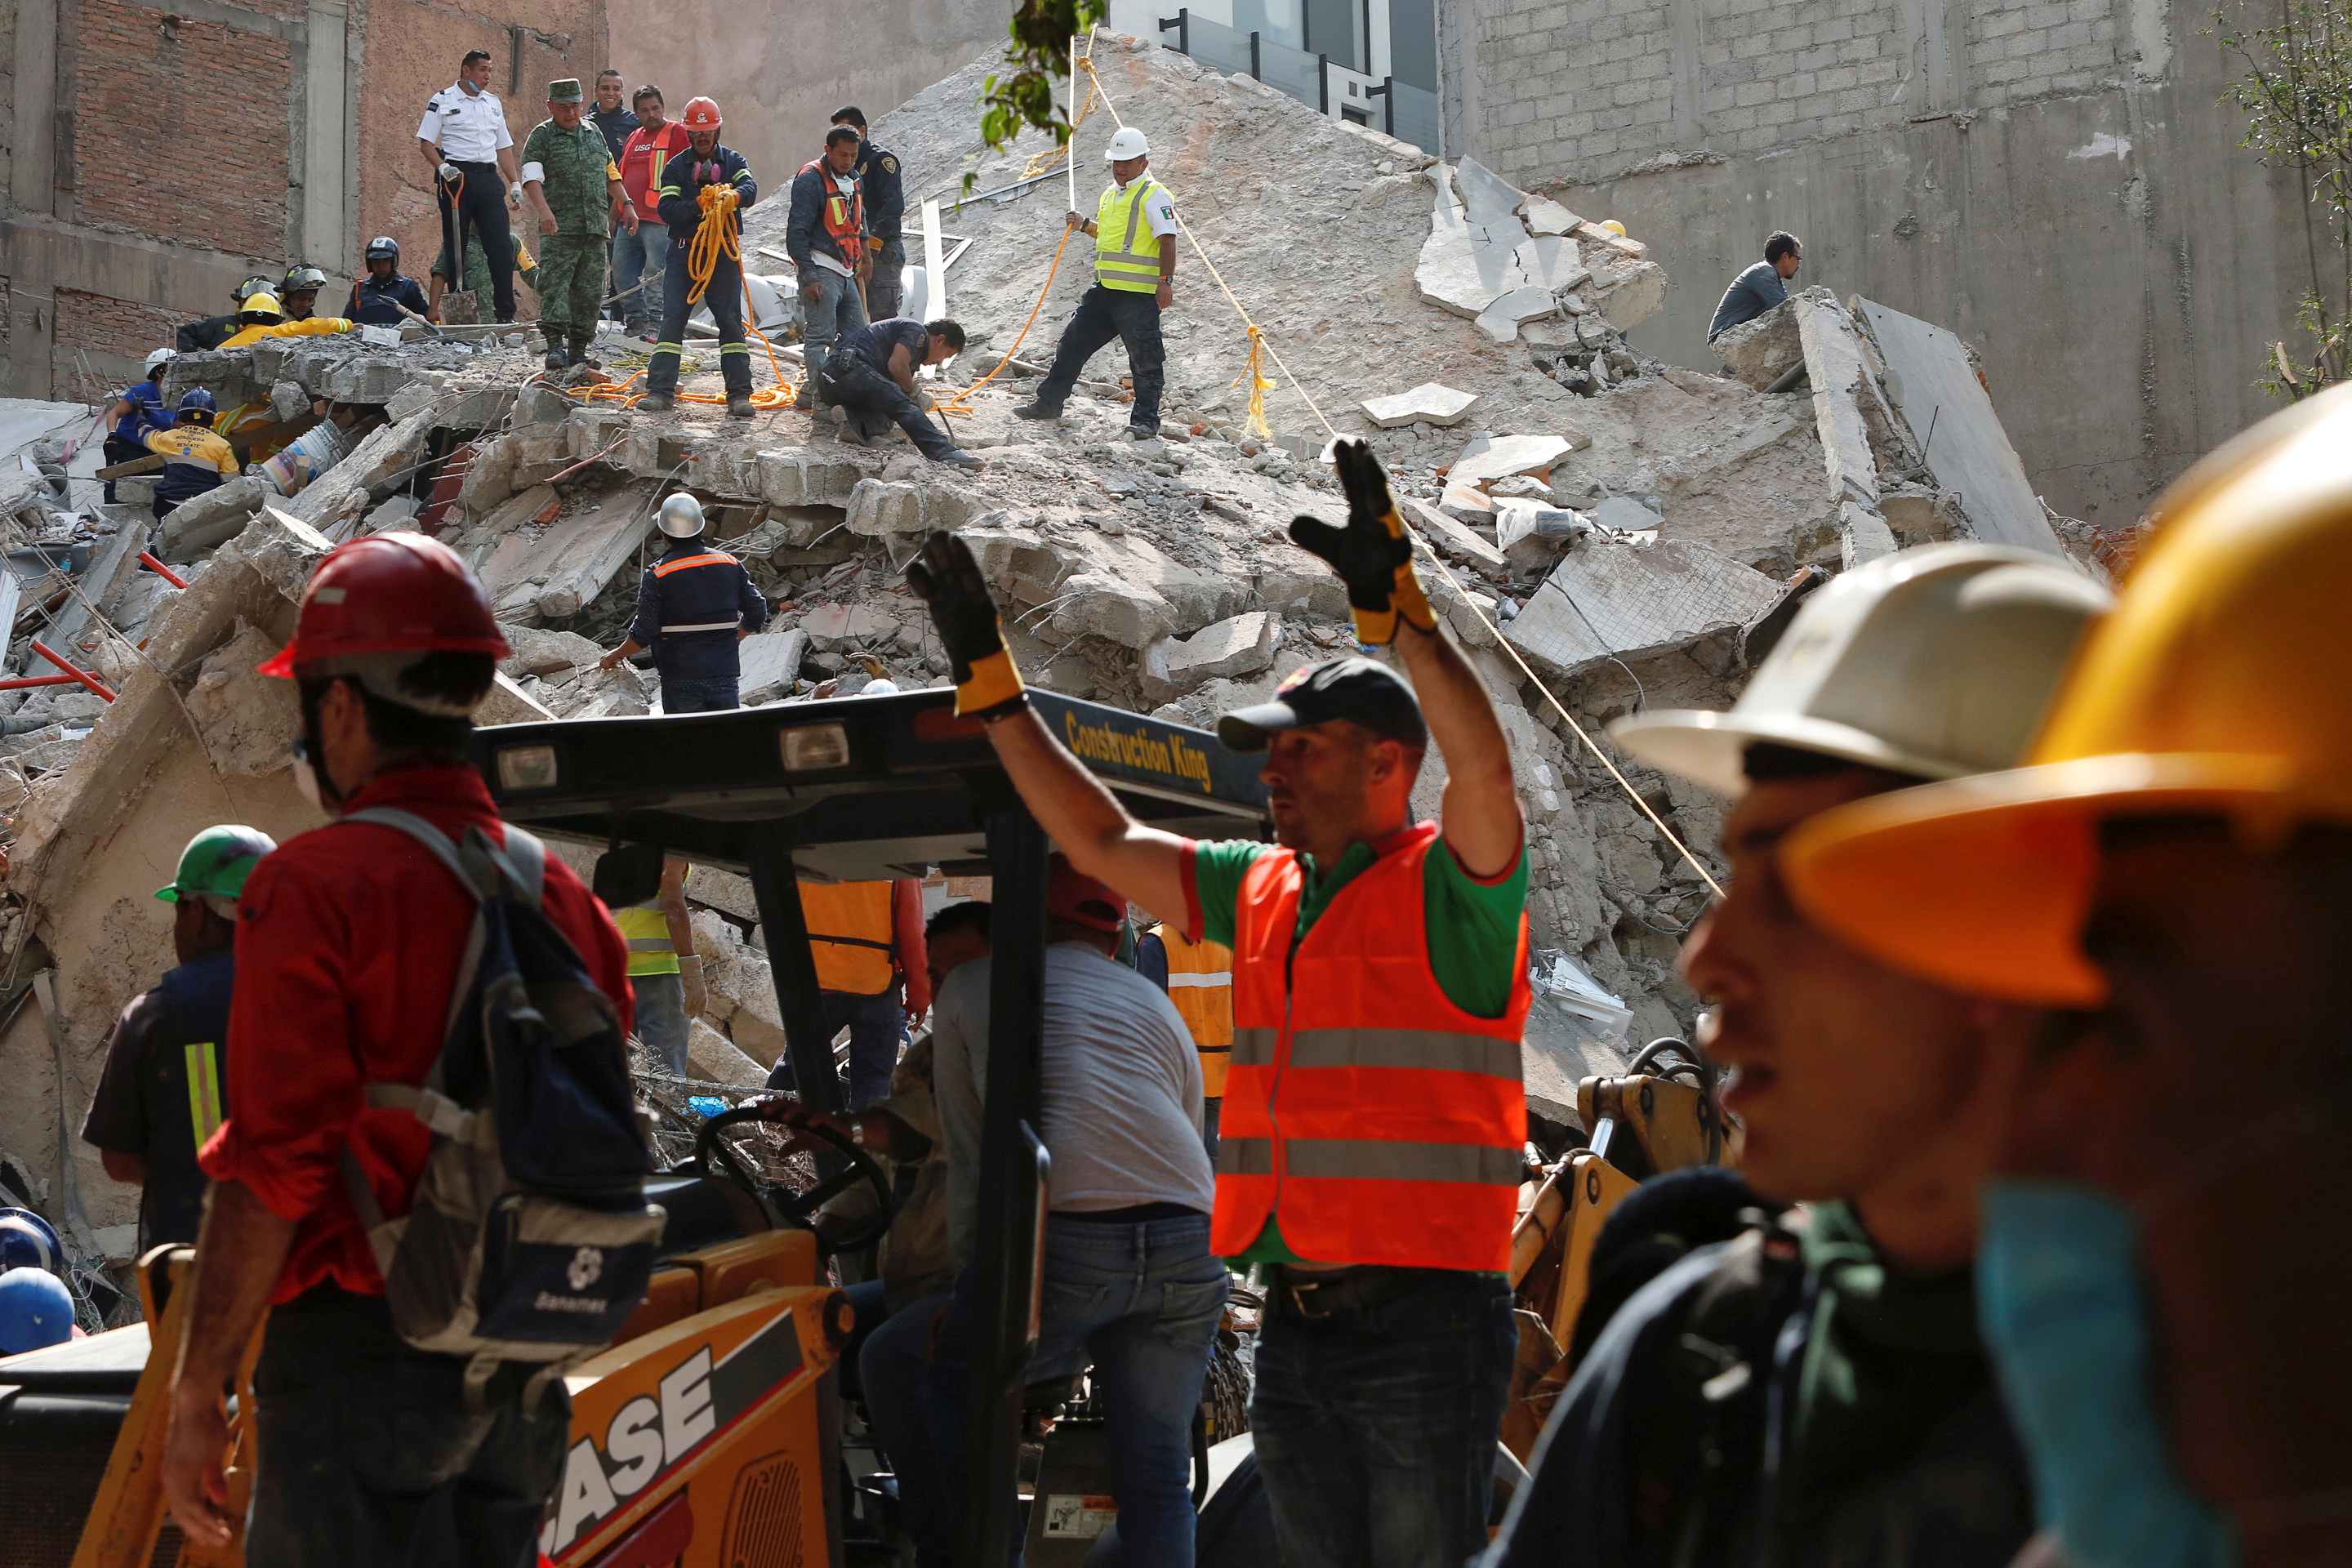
top-left (548, 78), bottom-right (584, 104)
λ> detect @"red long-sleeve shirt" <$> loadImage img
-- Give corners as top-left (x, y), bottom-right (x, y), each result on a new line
top-left (200, 763), bottom-right (632, 1303)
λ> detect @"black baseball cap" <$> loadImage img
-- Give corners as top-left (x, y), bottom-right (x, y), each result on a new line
top-left (1217, 657), bottom-right (1428, 753)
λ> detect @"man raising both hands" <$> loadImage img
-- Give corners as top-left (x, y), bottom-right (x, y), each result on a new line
top-left (905, 441), bottom-right (1530, 1568)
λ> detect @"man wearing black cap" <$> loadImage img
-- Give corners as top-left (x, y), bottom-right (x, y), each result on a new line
top-left (907, 439), bottom-right (1530, 1568)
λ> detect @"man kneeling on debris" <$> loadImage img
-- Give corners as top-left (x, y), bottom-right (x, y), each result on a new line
top-left (599, 492), bottom-right (768, 712)
top-left (1708, 230), bottom-right (1801, 341)
top-left (922, 858), bottom-right (1224, 1567)
top-left (160, 534), bottom-right (634, 1564)
top-left (144, 389), bottom-right (238, 521)
top-left (906, 436), bottom-right (1530, 1568)
top-left (819, 315), bottom-right (982, 468)
top-left (1484, 544), bottom-right (2112, 1568)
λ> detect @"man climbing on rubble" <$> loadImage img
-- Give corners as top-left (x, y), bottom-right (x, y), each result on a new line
top-left (924, 856), bottom-right (1225, 1568)
top-left (598, 492), bottom-right (768, 710)
top-left (906, 438), bottom-right (1529, 1568)
top-left (1014, 124), bottom-right (1177, 441)
top-left (818, 314), bottom-right (982, 467)
top-left (788, 124), bottom-right (872, 413)
top-left (159, 532), bottom-right (632, 1564)
top-left (639, 96), bottom-right (759, 417)
top-left (347, 236), bottom-right (433, 327)
top-left (82, 826), bottom-right (278, 1254)
top-left (1708, 230), bottom-right (1801, 341)
top-left (830, 106), bottom-right (906, 322)
top-left (1781, 385), bottom-right (2352, 1568)
top-left (521, 77), bottom-right (635, 372)
top-left (218, 292), bottom-right (355, 349)
top-left (143, 389), bottom-right (238, 521)
top-left (1484, 544), bottom-right (2114, 1568)
top-left (102, 348), bottom-right (177, 504)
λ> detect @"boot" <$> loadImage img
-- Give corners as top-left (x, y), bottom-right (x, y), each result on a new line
top-left (541, 338), bottom-right (568, 372)
top-left (726, 393), bottom-right (755, 419)
top-left (567, 336), bottom-right (594, 368)
top-left (637, 391), bottom-right (675, 412)
top-left (1012, 399), bottom-right (1065, 421)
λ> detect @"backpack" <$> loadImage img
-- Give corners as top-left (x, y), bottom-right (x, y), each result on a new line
top-left (337, 807), bottom-right (664, 1386)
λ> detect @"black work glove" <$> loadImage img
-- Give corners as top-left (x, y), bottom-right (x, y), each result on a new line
top-left (905, 531), bottom-right (1027, 719)
top-left (1289, 439), bottom-right (1436, 645)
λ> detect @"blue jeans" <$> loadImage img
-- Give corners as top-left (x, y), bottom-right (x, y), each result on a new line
top-left (1250, 1268), bottom-right (1516, 1568)
top-left (609, 222), bottom-right (661, 331)
top-left (659, 673), bottom-right (738, 713)
top-left (856, 1285), bottom-right (955, 1567)
top-left (803, 265), bottom-right (869, 399)
top-left (761, 987), bottom-right (906, 1108)
top-left (929, 1212), bottom-right (1227, 1568)
top-left (631, 970), bottom-right (688, 1076)
top-left (1036, 284), bottom-right (1165, 430)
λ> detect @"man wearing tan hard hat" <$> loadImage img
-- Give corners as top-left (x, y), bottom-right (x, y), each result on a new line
top-left (1780, 384), bottom-right (2352, 1568)
top-left (1486, 543), bottom-right (2112, 1568)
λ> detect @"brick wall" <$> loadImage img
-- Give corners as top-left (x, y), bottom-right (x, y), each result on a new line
top-left (51, 287), bottom-right (194, 398)
top-left (72, 2), bottom-right (292, 257)
top-left (1468, 0), bottom-right (2128, 183)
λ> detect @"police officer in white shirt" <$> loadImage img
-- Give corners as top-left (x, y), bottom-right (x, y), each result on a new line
top-left (416, 47), bottom-right (523, 323)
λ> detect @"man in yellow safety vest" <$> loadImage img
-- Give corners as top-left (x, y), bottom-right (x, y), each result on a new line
top-left (764, 878), bottom-right (932, 1107)
top-left (1138, 920), bottom-right (1233, 1155)
top-left (604, 856), bottom-right (702, 1076)
top-left (1013, 123), bottom-right (1177, 441)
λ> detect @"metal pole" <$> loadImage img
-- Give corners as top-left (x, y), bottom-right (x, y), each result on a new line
top-left (957, 804), bottom-right (1051, 1568)
top-left (1319, 53), bottom-right (1330, 114)
top-left (1250, 29), bottom-right (1262, 77)
top-left (748, 824), bottom-right (849, 1114)
top-left (1067, 33), bottom-right (1080, 216)
top-left (923, 198), bottom-right (948, 317)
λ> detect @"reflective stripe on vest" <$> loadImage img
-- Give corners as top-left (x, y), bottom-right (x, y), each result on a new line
top-left (800, 880), bottom-right (897, 995)
top-left (653, 550), bottom-right (738, 577)
top-left (1152, 922), bottom-right (1234, 1096)
top-left (1211, 825), bottom-right (1530, 1272)
top-left (802, 159), bottom-right (864, 243)
top-left (184, 1041), bottom-right (224, 1148)
top-left (614, 903), bottom-right (679, 977)
top-left (662, 620), bottom-right (737, 634)
top-left (1094, 177), bottom-right (1166, 292)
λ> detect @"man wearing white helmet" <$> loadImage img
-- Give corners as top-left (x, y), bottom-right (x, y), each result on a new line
top-left (1013, 123), bottom-right (1177, 440)
top-left (1484, 545), bottom-right (2112, 1568)
top-left (102, 349), bottom-right (179, 503)
top-left (598, 492), bottom-right (768, 711)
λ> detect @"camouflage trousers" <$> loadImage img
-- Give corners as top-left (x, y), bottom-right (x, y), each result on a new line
top-left (534, 230), bottom-right (608, 345)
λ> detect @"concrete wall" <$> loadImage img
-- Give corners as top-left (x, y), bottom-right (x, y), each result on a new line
top-left (1439, 0), bottom-right (2327, 523)
top-left (602, 0), bottom-right (1006, 212)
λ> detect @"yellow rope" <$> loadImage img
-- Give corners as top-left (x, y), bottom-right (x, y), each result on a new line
top-left (684, 184), bottom-right (738, 305)
top-left (1077, 34), bottom-right (1722, 897)
top-left (1234, 326), bottom-right (1276, 439)
top-left (570, 189), bottom-right (799, 411)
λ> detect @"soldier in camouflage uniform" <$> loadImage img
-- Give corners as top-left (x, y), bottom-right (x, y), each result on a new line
top-left (520, 78), bottom-right (635, 369)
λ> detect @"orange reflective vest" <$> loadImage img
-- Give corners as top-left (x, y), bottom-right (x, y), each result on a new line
top-left (800, 159), bottom-right (864, 244)
top-left (1213, 825), bottom-right (1530, 1272)
top-left (801, 880), bottom-right (896, 996)
top-left (1153, 922), bottom-right (1234, 1098)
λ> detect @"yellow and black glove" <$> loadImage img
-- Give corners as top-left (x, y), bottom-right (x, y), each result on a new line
top-left (1290, 439), bottom-right (1437, 646)
top-left (906, 531), bottom-right (1027, 719)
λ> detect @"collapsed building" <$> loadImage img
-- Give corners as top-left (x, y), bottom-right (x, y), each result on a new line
top-left (0, 31), bottom-right (2097, 1270)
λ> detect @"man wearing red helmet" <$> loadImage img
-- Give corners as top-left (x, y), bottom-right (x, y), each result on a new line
top-left (639, 95), bottom-right (760, 416)
top-left (158, 533), bottom-right (634, 1566)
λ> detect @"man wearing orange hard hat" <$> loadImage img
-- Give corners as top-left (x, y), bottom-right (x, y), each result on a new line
top-left (159, 532), bottom-right (635, 1565)
top-left (1780, 383), bottom-right (2352, 1568)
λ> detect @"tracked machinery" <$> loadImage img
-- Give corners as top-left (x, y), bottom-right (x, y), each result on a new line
top-left (0, 684), bottom-right (1733, 1567)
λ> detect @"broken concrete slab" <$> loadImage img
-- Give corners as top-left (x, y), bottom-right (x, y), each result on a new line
top-left (476, 479), bottom-right (657, 622)
top-left (800, 603), bottom-right (901, 653)
top-left (1416, 228), bottom-right (1523, 319)
top-left (1402, 497), bottom-right (1507, 573)
top-left (1474, 287), bottom-right (1562, 343)
top-left (1450, 434), bottom-right (1575, 486)
top-left (1595, 263), bottom-right (1668, 332)
top-left (1454, 157), bottom-right (1527, 230)
top-left (1589, 495), bottom-right (1664, 535)
top-left (1793, 288), bottom-right (1880, 510)
top-left (498, 624), bottom-right (607, 680)
top-left (158, 474), bottom-right (270, 562)
top-left (738, 628), bottom-right (810, 699)
top-left (1502, 536), bottom-right (1783, 679)
top-left (1713, 299), bottom-right (1804, 391)
top-left (1852, 297), bottom-right (2065, 558)
top-left (1512, 234), bottom-right (1589, 293)
top-left (1142, 610), bottom-right (1280, 702)
top-left (1439, 482), bottom-right (1496, 520)
top-left (1361, 383), bottom-right (1481, 429)
top-left (1836, 499), bottom-right (1899, 568)
top-left (1521, 195), bottom-right (1581, 236)
top-left (183, 621), bottom-right (299, 777)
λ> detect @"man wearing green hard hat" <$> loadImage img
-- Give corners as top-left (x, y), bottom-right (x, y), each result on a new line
top-left (82, 825), bottom-right (277, 1254)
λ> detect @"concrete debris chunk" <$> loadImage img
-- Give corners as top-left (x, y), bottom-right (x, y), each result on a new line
top-left (498, 624), bottom-right (608, 680)
top-left (1503, 536), bottom-right (1783, 679)
top-left (1361, 383), bottom-right (1481, 429)
top-left (800, 603), bottom-right (901, 653)
top-left (157, 474), bottom-right (270, 562)
top-left (1450, 434), bottom-right (1574, 486)
top-left (737, 628), bottom-right (810, 700)
top-left (184, 621), bottom-right (299, 777)
top-left (1453, 158), bottom-right (1527, 230)
top-left (1416, 228), bottom-right (1521, 319)
top-left (1589, 495), bottom-right (1666, 535)
top-left (1439, 481), bottom-right (1495, 519)
top-left (1521, 195), bottom-right (1582, 236)
top-left (1595, 264), bottom-right (1669, 332)
top-left (1793, 287), bottom-right (1880, 509)
top-left (688, 1019), bottom-right (769, 1089)
top-left (1402, 497), bottom-right (1508, 573)
top-left (475, 479), bottom-right (657, 622)
top-left (1512, 234), bottom-right (1589, 293)
top-left (1142, 611), bottom-right (1280, 702)
top-left (1713, 299), bottom-right (1805, 391)
top-left (1473, 287), bottom-right (1563, 343)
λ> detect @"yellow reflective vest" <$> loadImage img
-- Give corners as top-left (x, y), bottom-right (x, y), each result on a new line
top-left (614, 903), bottom-right (679, 977)
top-left (1094, 176), bottom-right (1169, 293)
top-left (1153, 922), bottom-right (1234, 1097)
top-left (803, 881), bottom-right (898, 996)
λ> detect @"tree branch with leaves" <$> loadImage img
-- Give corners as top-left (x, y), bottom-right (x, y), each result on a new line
top-left (966, 0), bottom-right (1111, 189)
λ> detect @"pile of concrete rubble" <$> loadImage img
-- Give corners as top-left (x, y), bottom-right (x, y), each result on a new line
top-left (0, 29), bottom-right (2096, 1261)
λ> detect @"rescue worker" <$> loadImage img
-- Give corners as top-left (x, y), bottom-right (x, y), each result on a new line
top-left (587, 68), bottom-right (638, 160)
top-left (1137, 920), bottom-right (1234, 1156)
top-left (819, 315), bottom-right (981, 466)
top-left (604, 856), bottom-right (702, 1077)
top-left (1014, 124), bottom-right (1176, 441)
top-left (906, 437), bottom-right (1527, 1568)
top-left (416, 47), bottom-right (523, 323)
top-left (218, 292), bottom-right (354, 349)
top-left (613, 87), bottom-right (686, 341)
top-left (144, 390), bottom-right (238, 520)
top-left (82, 826), bottom-right (278, 1254)
top-left (787, 124), bottom-right (871, 410)
top-left (831, 106), bottom-right (906, 321)
top-left (177, 276), bottom-right (275, 353)
top-left (521, 78), bottom-right (635, 371)
top-left (1486, 545), bottom-right (2114, 1568)
top-left (102, 348), bottom-right (177, 503)
top-left (433, 232), bottom-right (541, 305)
top-left (639, 96), bottom-right (759, 417)
top-left (158, 532), bottom-right (631, 1563)
top-left (278, 265), bottom-right (327, 323)
top-left (1780, 385), bottom-right (2352, 1568)
top-left (597, 492), bottom-right (767, 710)
top-left (762, 877), bottom-right (932, 1110)
top-left (346, 236), bottom-right (432, 327)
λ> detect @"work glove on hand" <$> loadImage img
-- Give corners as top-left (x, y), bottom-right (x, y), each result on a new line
top-left (678, 954), bottom-right (709, 1021)
top-left (1290, 439), bottom-right (1437, 646)
top-left (905, 531), bottom-right (1027, 719)
top-left (436, 161), bottom-right (462, 186)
